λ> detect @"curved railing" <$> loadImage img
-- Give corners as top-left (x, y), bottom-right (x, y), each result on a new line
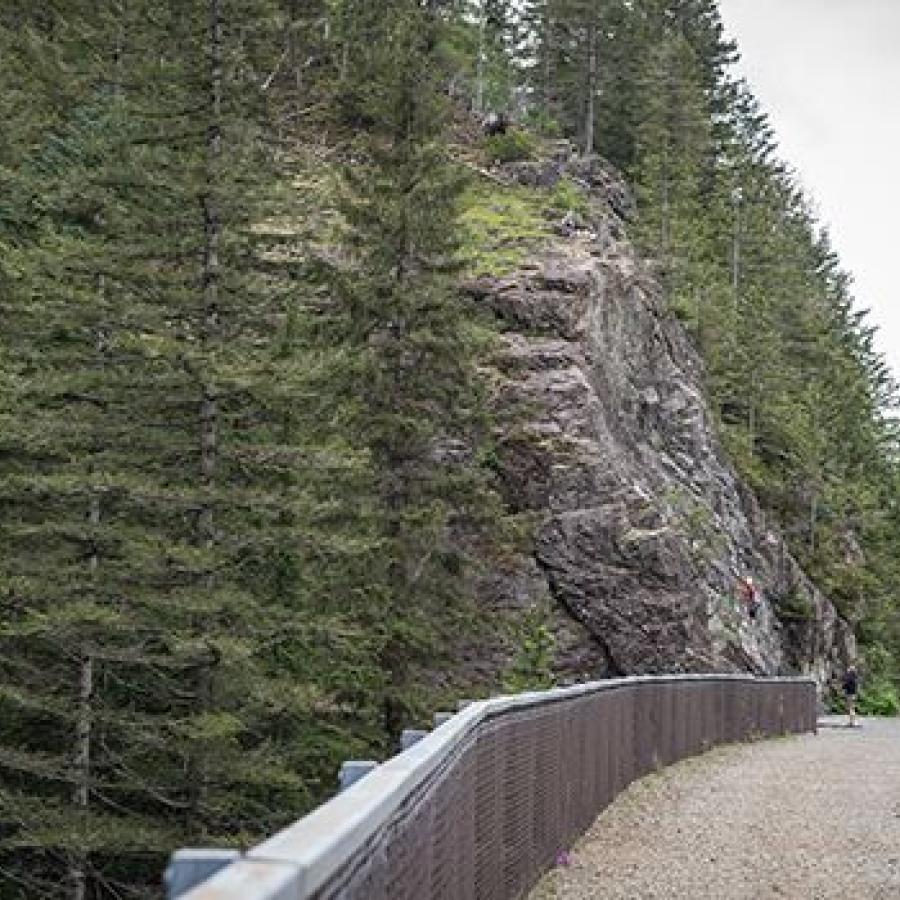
top-left (170, 674), bottom-right (816, 899)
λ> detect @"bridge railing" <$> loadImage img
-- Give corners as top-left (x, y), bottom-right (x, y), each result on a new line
top-left (172, 674), bottom-right (816, 900)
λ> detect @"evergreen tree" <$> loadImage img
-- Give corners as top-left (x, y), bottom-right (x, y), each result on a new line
top-left (315, 0), bottom-right (497, 735)
top-left (532, 0), bottom-right (615, 154)
top-left (631, 26), bottom-right (712, 304)
top-left (0, 3), bottom-right (380, 895)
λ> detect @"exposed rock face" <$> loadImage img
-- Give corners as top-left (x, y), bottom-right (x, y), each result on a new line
top-left (468, 160), bottom-right (854, 686)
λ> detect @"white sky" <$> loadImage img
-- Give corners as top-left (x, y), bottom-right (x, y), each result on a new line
top-left (717, 0), bottom-right (900, 383)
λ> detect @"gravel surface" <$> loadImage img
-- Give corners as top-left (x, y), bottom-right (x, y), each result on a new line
top-left (529, 717), bottom-right (900, 900)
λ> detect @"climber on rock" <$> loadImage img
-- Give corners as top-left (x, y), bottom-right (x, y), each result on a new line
top-left (739, 575), bottom-right (761, 621)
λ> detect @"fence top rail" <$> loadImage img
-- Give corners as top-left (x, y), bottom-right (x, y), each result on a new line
top-left (181, 673), bottom-right (813, 899)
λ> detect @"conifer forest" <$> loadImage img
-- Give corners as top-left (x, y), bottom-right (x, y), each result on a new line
top-left (1, 1), bottom-right (898, 897)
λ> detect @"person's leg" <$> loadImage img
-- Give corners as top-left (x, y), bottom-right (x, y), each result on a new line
top-left (848, 696), bottom-right (856, 728)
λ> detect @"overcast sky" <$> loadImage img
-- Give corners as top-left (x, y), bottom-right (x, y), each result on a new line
top-left (717, 0), bottom-right (900, 382)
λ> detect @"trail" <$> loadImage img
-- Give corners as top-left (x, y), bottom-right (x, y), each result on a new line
top-left (530, 717), bottom-right (900, 900)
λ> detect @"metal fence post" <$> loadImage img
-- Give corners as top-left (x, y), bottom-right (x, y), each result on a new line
top-left (400, 729), bottom-right (430, 751)
top-left (164, 849), bottom-right (241, 900)
top-left (339, 760), bottom-right (378, 791)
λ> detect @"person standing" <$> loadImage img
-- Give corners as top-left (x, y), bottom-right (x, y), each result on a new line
top-left (842, 665), bottom-right (859, 728)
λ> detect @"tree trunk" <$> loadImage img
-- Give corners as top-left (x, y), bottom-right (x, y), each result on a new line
top-left (289, 0), bottom-right (302, 101)
top-left (660, 136), bottom-right (670, 297)
top-left (748, 367), bottom-right (757, 457)
top-left (732, 186), bottom-right (741, 309)
top-left (661, 141), bottom-right (670, 250)
top-left (584, 19), bottom-right (597, 156)
top-left (113, 0), bottom-right (125, 96)
top-left (476, 3), bottom-right (486, 114)
top-left (543, 11), bottom-right (553, 121)
top-left (72, 652), bottom-right (93, 900)
top-left (188, 0), bottom-right (224, 828)
top-left (694, 286), bottom-right (703, 344)
top-left (748, 398), bottom-right (756, 457)
top-left (339, 4), bottom-right (351, 82)
top-left (809, 491), bottom-right (818, 556)
top-left (200, 0), bottom-right (221, 553)
top-left (72, 277), bottom-right (107, 900)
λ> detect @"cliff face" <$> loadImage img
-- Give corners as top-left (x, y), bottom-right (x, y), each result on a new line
top-left (467, 156), bottom-right (854, 686)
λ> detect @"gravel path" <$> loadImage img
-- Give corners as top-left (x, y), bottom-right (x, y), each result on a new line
top-left (529, 717), bottom-right (900, 900)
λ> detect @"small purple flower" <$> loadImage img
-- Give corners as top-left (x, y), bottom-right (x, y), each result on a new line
top-left (555, 850), bottom-right (571, 867)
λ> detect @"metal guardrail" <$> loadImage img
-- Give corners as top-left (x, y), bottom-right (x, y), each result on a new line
top-left (171, 674), bottom-right (816, 900)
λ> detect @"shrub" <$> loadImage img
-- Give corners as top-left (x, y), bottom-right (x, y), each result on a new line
top-left (858, 678), bottom-right (900, 716)
top-left (857, 643), bottom-right (900, 716)
top-left (484, 129), bottom-right (538, 165)
top-left (502, 604), bottom-right (556, 692)
top-left (774, 588), bottom-right (814, 622)
top-left (522, 109), bottom-right (562, 137)
top-left (548, 176), bottom-right (589, 215)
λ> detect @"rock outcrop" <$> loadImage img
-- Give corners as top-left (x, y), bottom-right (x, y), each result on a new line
top-left (468, 157), bottom-right (854, 686)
